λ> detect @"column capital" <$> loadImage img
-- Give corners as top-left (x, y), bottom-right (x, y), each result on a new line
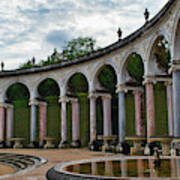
top-left (116, 84), bottom-right (126, 93)
top-left (164, 80), bottom-right (172, 86)
top-left (101, 94), bottom-right (111, 100)
top-left (59, 96), bottom-right (69, 103)
top-left (143, 75), bottom-right (156, 85)
top-left (169, 59), bottom-right (180, 74)
top-left (88, 92), bottom-right (99, 99)
top-left (132, 88), bottom-right (144, 95)
top-left (29, 99), bottom-right (39, 106)
top-left (39, 101), bottom-right (47, 106)
top-left (0, 102), bottom-right (13, 108)
top-left (69, 97), bottom-right (78, 103)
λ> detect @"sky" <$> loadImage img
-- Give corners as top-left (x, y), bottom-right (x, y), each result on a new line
top-left (0, 0), bottom-right (168, 70)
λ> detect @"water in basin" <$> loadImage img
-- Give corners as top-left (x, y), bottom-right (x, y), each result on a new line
top-left (64, 158), bottom-right (180, 178)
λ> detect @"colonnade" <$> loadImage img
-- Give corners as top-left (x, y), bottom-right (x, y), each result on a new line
top-left (0, 63), bottom-right (178, 148)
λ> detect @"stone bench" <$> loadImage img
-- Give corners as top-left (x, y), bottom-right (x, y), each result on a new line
top-left (97, 135), bottom-right (117, 152)
top-left (8, 138), bottom-right (25, 149)
top-left (149, 136), bottom-right (173, 156)
top-left (40, 137), bottom-right (56, 149)
top-left (125, 136), bottom-right (146, 155)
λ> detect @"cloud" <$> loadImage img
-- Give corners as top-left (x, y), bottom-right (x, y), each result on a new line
top-left (0, 0), bottom-right (168, 69)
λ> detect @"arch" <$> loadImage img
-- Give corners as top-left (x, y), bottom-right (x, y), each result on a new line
top-left (64, 71), bottom-right (89, 94)
top-left (120, 52), bottom-right (144, 84)
top-left (146, 32), bottom-right (170, 63)
top-left (5, 82), bottom-right (30, 101)
top-left (92, 63), bottom-right (118, 92)
top-left (146, 35), bottom-right (171, 75)
top-left (37, 78), bottom-right (60, 97)
top-left (66, 72), bottom-right (89, 94)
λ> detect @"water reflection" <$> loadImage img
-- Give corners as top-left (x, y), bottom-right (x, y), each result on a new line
top-left (65, 158), bottom-right (180, 178)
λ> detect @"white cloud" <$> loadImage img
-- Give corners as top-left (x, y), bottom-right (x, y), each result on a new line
top-left (0, 0), bottom-right (168, 69)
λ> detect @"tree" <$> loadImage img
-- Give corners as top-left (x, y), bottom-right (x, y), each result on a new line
top-left (62, 37), bottom-right (96, 60)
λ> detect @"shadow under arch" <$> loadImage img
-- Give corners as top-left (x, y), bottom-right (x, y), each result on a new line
top-left (37, 78), bottom-right (60, 98)
top-left (5, 82), bottom-right (30, 145)
top-left (37, 78), bottom-right (61, 145)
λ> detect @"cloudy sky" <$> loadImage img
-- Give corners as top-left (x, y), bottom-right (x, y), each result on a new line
top-left (0, 0), bottom-right (168, 70)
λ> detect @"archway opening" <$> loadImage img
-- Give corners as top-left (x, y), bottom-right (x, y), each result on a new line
top-left (149, 35), bottom-right (171, 136)
top-left (67, 73), bottom-right (89, 146)
top-left (6, 83), bottom-right (30, 145)
top-left (37, 78), bottom-right (60, 145)
top-left (96, 65), bottom-right (118, 136)
top-left (124, 53), bottom-right (145, 137)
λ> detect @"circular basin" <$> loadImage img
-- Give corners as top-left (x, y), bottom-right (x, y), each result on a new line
top-left (47, 156), bottom-right (180, 179)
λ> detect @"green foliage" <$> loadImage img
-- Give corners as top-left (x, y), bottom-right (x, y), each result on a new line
top-left (68, 73), bottom-right (88, 93)
top-left (63, 37), bottom-right (95, 60)
top-left (125, 93), bottom-right (135, 136)
top-left (153, 37), bottom-right (170, 72)
top-left (38, 78), bottom-right (60, 97)
top-left (6, 83), bottom-right (30, 101)
top-left (19, 37), bottom-right (97, 69)
top-left (98, 65), bottom-right (117, 92)
top-left (127, 54), bottom-right (144, 83)
top-left (154, 83), bottom-right (168, 135)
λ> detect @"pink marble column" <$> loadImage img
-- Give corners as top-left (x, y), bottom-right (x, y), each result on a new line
top-left (134, 90), bottom-right (145, 137)
top-left (0, 106), bottom-right (5, 143)
top-left (145, 82), bottom-right (155, 142)
top-left (6, 105), bottom-right (14, 140)
top-left (102, 95), bottom-right (112, 137)
top-left (39, 102), bottom-right (47, 140)
top-left (71, 99), bottom-right (80, 143)
top-left (89, 95), bottom-right (97, 143)
top-left (166, 82), bottom-right (174, 136)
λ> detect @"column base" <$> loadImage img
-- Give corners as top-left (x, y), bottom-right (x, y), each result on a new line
top-left (44, 141), bottom-right (55, 149)
top-left (58, 140), bottom-right (69, 149)
top-left (0, 141), bottom-right (5, 148)
top-left (116, 143), bottom-right (123, 153)
top-left (28, 142), bottom-right (38, 148)
top-left (71, 140), bottom-right (81, 148)
top-left (89, 140), bottom-right (99, 151)
top-left (39, 140), bottom-right (44, 148)
top-left (144, 144), bottom-right (150, 155)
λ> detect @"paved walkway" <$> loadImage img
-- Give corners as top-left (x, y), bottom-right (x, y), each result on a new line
top-left (0, 148), bottom-right (118, 180)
